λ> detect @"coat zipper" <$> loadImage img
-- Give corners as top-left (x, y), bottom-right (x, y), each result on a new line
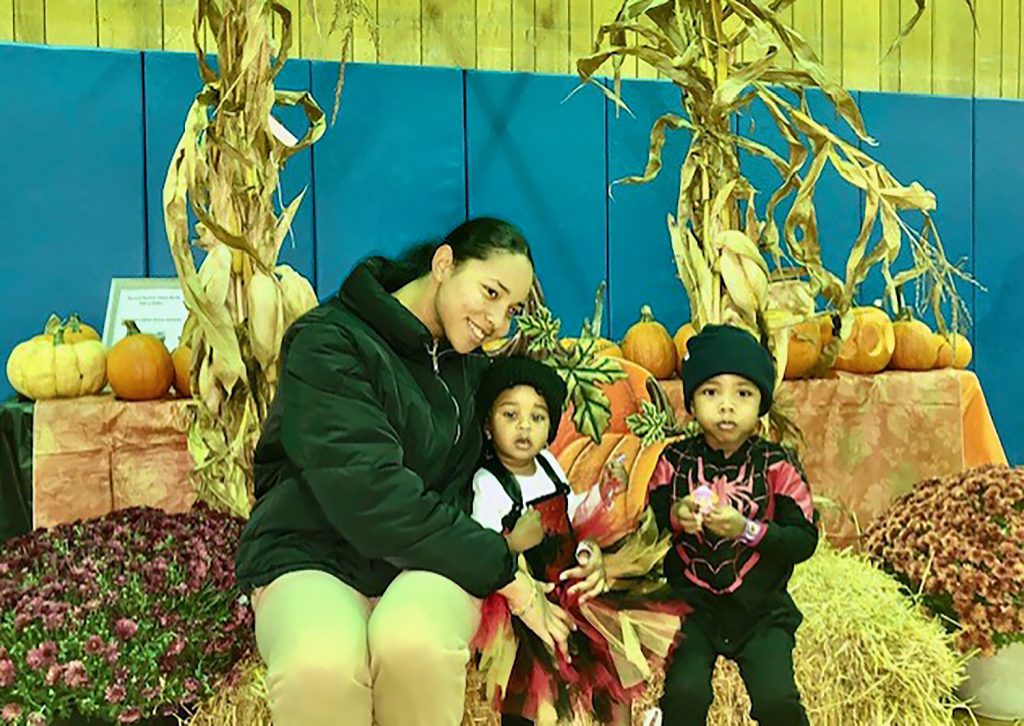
top-left (429, 340), bottom-right (461, 446)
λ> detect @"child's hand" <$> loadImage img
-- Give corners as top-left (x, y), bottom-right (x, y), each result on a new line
top-left (560, 540), bottom-right (607, 603)
top-left (704, 505), bottom-right (746, 539)
top-left (672, 496), bottom-right (703, 535)
top-left (505, 508), bottom-right (544, 553)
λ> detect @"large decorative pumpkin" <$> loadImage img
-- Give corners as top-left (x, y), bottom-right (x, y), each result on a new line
top-left (549, 358), bottom-right (653, 455)
top-left (621, 305), bottom-right (677, 379)
top-left (948, 333), bottom-right (972, 369)
top-left (833, 306), bottom-right (896, 374)
top-left (784, 319), bottom-right (823, 379)
top-left (673, 322), bottom-right (697, 370)
top-left (890, 316), bottom-right (940, 371)
top-left (557, 431), bottom-right (683, 545)
top-left (172, 344), bottom-right (192, 397)
top-left (106, 321), bottom-right (175, 401)
top-left (6, 325), bottom-right (106, 400)
top-left (560, 337), bottom-right (623, 359)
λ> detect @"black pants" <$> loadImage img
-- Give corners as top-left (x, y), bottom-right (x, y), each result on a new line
top-left (660, 608), bottom-right (808, 726)
top-left (501, 716), bottom-right (533, 726)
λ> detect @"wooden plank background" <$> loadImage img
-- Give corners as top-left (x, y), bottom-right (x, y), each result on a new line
top-left (0, 0), bottom-right (1013, 98)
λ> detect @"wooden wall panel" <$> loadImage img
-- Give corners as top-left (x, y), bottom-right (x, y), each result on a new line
top-left (7, 1), bottom-right (1024, 99)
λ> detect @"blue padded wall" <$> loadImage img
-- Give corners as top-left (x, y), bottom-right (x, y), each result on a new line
top-left (737, 88), bottom-right (863, 287)
top-left (0, 40), bottom-right (1021, 465)
top-left (857, 92), bottom-right (974, 326)
top-left (0, 44), bottom-right (147, 398)
top-left (607, 78), bottom-right (691, 338)
top-left (311, 62), bottom-right (467, 299)
top-left (974, 98), bottom-right (1024, 465)
top-left (143, 51), bottom-right (316, 285)
top-left (466, 71), bottom-right (607, 336)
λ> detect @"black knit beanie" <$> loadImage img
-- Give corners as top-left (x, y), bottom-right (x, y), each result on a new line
top-left (477, 357), bottom-right (567, 443)
top-left (681, 324), bottom-right (776, 416)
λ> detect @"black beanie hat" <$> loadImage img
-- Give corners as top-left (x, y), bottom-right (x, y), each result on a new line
top-left (477, 357), bottom-right (567, 444)
top-left (681, 324), bottom-right (776, 416)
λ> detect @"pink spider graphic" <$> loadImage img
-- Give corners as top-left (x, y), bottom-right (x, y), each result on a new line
top-left (685, 457), bottom-right (761, 520)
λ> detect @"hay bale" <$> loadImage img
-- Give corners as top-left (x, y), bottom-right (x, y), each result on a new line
top-left (192, 546), bottom-right (964, 726)
top-left (707, 544), bottom-right (968, 726)
top-left (187, 656), bottom-right (271, 726)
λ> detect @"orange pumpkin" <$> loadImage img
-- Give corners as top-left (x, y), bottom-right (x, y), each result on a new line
top-left (172, 345), bottom-right (192, 397)
top-left (819, 314), bottom-right (836, 348)
top-left (549, 358), bottom-right (653, 455)
top-left (784, 320), bottom-right (823, 379)
top-left (673, 322), bottom-right (698, 369)
top-left (833, 307), bottom-right (896, 374)
top-left (622, 305), bottom-right (678, 380)
top-left (933, 335), bottom-right (954, 369)
top-left (890, 317), bottom-right (940, 371)
top-left (557, 431), bottom-right (684, 545)
top-left (948, 333), bottom-right (972, 369)
top-left (107, 321), bottom-right (175, 401)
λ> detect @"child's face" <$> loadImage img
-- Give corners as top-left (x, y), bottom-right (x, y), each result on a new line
top-left (692, 373), bottom-right (761, 453)
top-left (488, 384), bottom-right (550, 470)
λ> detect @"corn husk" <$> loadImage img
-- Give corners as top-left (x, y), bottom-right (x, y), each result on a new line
top-left (163, 0), bottom-right (385, 517)
top-left (163, 0), bottom-right (327, 517)
top-left (577, 0), bottom-right (977, 430)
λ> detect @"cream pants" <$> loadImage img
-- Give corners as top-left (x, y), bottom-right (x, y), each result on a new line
top-left (253, 569), bottom-right (481, 726)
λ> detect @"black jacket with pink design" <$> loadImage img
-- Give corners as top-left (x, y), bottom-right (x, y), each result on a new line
top-left (649, 435), bottom-right (819, 613)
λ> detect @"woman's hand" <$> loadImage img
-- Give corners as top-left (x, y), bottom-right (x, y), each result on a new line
top-left (560, 540), bottom-right (607, 603)
top-left (499, 570), bottom-right (575, 661)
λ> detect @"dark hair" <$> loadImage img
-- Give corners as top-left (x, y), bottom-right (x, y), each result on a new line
top-left (398, 217), bottom-right (533, 276)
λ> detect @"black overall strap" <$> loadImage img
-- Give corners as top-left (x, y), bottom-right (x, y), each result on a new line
top-left (532, 453), bottom-right (575, 538)
top-left (535, 453), bottom-right (571, 497)
top-left (483, 457), bottom-right (525, 532)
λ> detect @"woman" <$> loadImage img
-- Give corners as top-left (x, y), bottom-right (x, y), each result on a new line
top-left (235, 217), bottom-right (573, 726)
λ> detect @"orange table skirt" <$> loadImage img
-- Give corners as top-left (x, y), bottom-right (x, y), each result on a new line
top-left (659, 369), bottom-right (1006, 545)
top-left (32, 395), bottom-right (195, 529)
top-left (31, 371), bottom-right (1005, 545)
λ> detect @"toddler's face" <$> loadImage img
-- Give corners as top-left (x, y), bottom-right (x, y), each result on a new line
top-left (488, 384), bottom-right (550, 470)
top-left (692, 373), bottom-right (761, 452)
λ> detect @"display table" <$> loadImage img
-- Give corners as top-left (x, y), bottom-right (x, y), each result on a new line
top-left (659, 369), bottom-right (1006, 545)
top-left (0, 398), bottom-right (33, 541)
top-left (31, 395), bottom-right (195, 529)
top-left (9, 369), bottom-right (1007, 547)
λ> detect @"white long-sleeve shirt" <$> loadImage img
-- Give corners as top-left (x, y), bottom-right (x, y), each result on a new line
top-left (470, 450), bottom-right (587, 533)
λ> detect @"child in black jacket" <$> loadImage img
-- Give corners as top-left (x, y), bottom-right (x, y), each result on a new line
top-left (649, 324), bottom-right (819, 726)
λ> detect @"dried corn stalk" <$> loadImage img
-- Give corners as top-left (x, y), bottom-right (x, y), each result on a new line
top-left (163, 0), bottom-right (326, 517)
top-left (305, 0), bottom-right (380, 123)
top-left (577, 0), bottom-right (976, 410)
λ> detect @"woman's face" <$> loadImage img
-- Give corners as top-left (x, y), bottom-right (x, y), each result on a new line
top-left (433, 249), bottom-right (534, 353)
